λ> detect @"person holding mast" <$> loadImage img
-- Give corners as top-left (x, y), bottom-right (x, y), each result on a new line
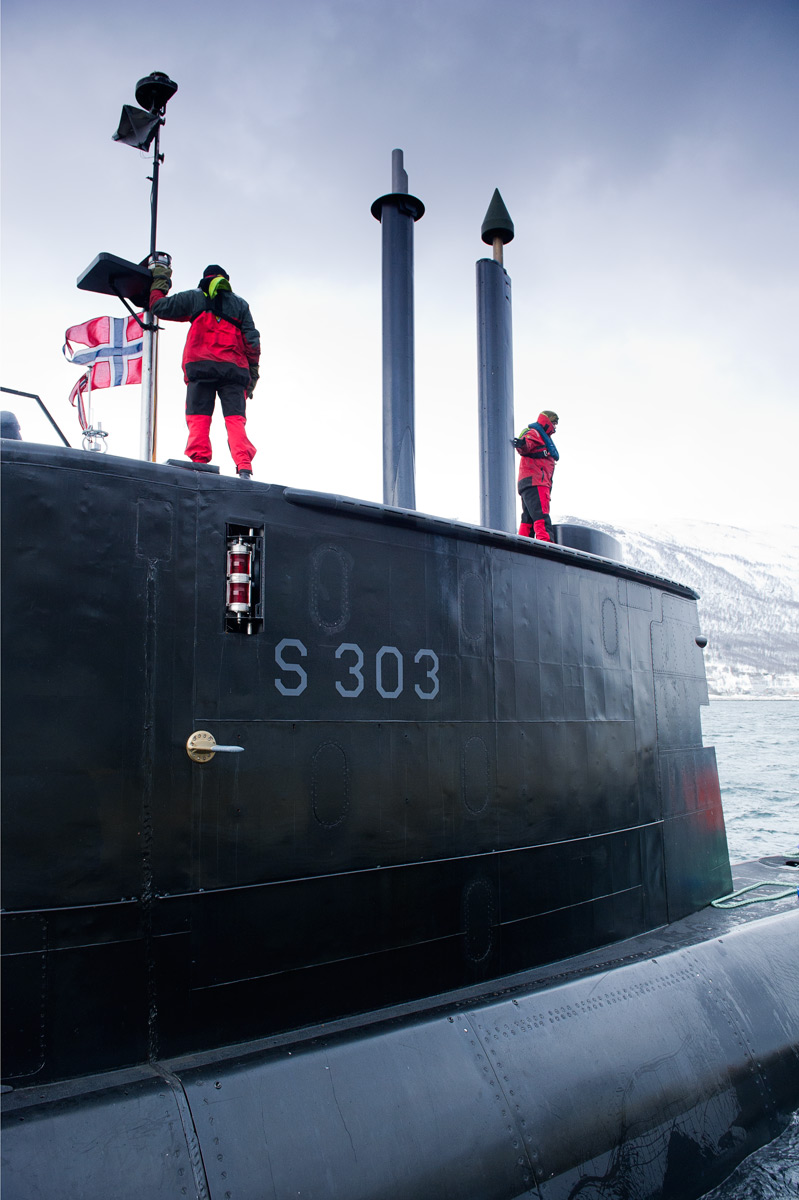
top-left (149, 261), bottom-right (260, 478)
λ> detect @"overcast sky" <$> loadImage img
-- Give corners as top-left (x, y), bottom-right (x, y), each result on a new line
top-left (2, 0), bottom-right (797, 529)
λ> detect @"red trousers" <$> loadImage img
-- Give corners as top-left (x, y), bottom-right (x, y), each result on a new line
top-left (185, 381), bottom-right (256, 473)
top-left (518, 483), bottom-right (553, 541)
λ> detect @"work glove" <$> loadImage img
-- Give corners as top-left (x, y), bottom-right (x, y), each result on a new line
top-left (247, 364), bottom-right (259, 399)
top-left (150, 263), bottom-right (173, 294)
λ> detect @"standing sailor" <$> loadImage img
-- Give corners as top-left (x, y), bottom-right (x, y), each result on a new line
top-left (515, 410), bottom-right (559, 541)
top-left (149, 262), bottom-right (260, 478)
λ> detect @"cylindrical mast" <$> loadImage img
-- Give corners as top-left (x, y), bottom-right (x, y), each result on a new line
top-left (476, 189), bottom-right (516, 532)
top-left (139, 122), bottom-right (162, 462)
top-left (149, 122), bottom-right (161, 261)
top-left (111, 72), bottom-right (176, 462)
top-left (371, 150), bottom-right (425, 509)
top-left (139, 323), bottom-right (157, 461)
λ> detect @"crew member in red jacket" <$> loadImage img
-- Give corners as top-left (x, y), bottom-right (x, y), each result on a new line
top-left (515, 410), bottom-right (559, 541)
top-left (149, 261), bottom-right (260, 479)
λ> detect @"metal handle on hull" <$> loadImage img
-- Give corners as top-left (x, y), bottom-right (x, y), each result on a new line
top-left (186, 730), bottom-right (244, 763)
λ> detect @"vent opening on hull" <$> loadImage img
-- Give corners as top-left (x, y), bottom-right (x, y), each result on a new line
top-left (225, 524), bottom-right (264, 634)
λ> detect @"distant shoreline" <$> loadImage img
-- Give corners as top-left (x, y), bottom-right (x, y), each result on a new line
top-left (708, 694), bottom-right (799, 702)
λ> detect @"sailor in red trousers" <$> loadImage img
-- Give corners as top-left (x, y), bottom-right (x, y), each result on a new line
top-left (149, 261), bottom-right (260, 479)
top-left (514, 410), bottom-right (560, 541)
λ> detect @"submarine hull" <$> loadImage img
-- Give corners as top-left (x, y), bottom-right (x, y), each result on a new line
top-left (4, 442), bottom-right (794, 1197)
top-left (3, 868), bottom-right (798, 1200)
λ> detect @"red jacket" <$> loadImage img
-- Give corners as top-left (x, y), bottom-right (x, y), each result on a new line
top-left (151, 287), bottom-right (260, 385)
top-left (516, 412), bottom-right (558, 489)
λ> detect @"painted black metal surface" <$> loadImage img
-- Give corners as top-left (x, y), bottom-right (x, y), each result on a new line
top-left (3, 864), bottom-right (797, 1200)
top-left (554, 521), bottom-right (623, 562)
top-left (371, 150), bottom-right (423, 509)
top-left (2, 442), bottom-right (731, 1096)
top-left (477, 255), bottom-right (516, 532)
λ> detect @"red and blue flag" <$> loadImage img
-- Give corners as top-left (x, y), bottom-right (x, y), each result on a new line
top-left (64, 312), bottom-right (144, 430)
top-left (64, 313), bottom-right (144, 387)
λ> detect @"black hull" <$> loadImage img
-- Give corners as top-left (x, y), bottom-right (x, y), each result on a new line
top-left (4, 441), bottom-right (788, 1197)
top-left (3, 861), bottom-right (798, 1200)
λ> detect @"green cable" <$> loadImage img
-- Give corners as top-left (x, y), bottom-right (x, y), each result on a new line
top-left (711, 881), bottom-right (797, 909)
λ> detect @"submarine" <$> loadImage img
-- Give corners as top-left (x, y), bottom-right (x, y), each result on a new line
top-left (2, 137), bottom-right (798, 1200)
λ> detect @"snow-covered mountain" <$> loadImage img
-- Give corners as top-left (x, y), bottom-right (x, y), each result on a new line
top-left (558, 516), bottom-right (799, 698)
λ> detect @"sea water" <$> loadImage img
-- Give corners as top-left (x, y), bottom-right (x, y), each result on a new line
top-left (701, 699), bottom-right (799, 864)
top-left (698, 699), bottom-right (799, 1199)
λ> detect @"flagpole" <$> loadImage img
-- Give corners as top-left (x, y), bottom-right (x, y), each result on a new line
top-left (86, 366), bottom-right (93, 441)
top-left (140, 119), bottom-right (162, 462)
top-left (151, 324), bottom-right (159, 461)
top-left (140, 321), bottom-right (156, 461)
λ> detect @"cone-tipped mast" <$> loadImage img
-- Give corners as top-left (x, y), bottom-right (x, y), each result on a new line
top-left (371, 151), bottom-right (425, 509)
top-left (477, 189), bottom-right (516, 532)
top-left (481, 188), bottom-right (515, 266)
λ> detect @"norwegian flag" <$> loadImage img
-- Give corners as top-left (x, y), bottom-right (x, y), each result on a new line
top-left (64, 313), bottom-right (144, 386)
top-left (64, 312), bottom-right (144, 431)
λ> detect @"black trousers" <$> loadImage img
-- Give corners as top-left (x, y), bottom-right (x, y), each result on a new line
top-left (186, 380), bottom-right (247, 417)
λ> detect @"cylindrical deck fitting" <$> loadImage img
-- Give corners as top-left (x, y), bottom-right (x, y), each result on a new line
top-left (371, 151), bottom-right (424, 510)
top-left (476, 257), bottom-right (515, 532)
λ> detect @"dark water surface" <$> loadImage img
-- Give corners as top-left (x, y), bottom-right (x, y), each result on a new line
top-left (698, 700), bottom-right (799, 1199)
top-left (701, 699), bottom-right (799, 864)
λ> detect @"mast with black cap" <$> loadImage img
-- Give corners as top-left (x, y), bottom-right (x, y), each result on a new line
top-left (476, 189), bottom-right (516, 532)
top-left (371, 151), bottom-right (425, 510)
top-left (76, 72), bottom-right (178, 462)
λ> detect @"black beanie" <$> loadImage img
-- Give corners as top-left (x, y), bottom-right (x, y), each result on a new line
top-left (199, 264), bottom-right (229, 286)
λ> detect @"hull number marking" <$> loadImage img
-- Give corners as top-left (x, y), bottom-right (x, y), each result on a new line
top-left (275, 639), bottom-right (439, 700)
